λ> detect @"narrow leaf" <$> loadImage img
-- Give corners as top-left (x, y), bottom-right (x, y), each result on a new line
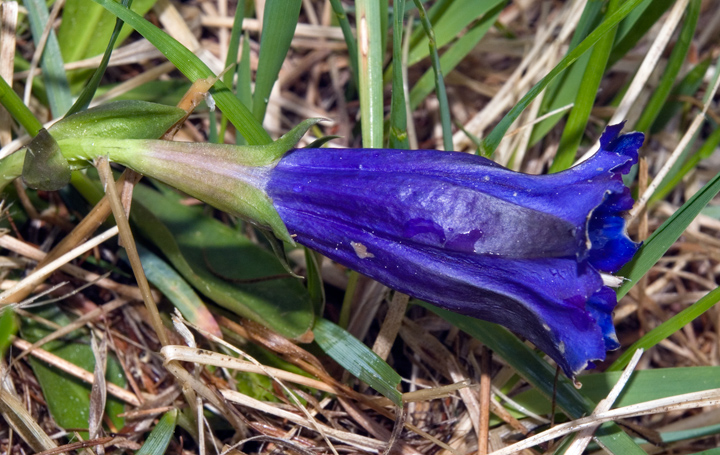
top-left (136, 409), bottom-right (178, 455)
top-left (252, 0), bottom-right (303, 122)
top-left (314, 318), bottom-right (402, 406)
top-left (617, 171), bottom-right (720, 299)
top-left (23, 0), bottom-right (72, 117)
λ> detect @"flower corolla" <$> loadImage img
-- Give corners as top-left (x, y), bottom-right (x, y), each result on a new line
top-left (267, 124), bottom-right (643, 377)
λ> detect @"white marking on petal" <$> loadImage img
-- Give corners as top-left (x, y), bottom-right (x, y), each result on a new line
top-left (351, 241), bottom-right (374, 259)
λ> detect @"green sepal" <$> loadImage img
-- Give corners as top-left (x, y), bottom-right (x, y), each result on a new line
top-left (22, 129), bottom-right (72, 191)
top-left (258, 228), bottom-right (304, 278)
top-left (257, 118), bottom-right (325, 163)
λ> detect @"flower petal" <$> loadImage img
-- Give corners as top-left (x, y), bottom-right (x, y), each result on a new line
top-left (267, 124), bottom-right (643, 377)
top-left (267, 205), bottom-right (606, 376)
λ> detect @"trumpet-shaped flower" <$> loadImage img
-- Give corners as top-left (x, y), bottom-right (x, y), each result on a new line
top-left (267, 124), bottom-right (643, 377)
top-left (43, 114), bottom-right (642, 377)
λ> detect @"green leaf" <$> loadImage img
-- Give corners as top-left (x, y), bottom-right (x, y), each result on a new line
top-left (220, 0), bottom-right (246, 141)
top-left (136, 409), bottom-right (178, 455)
top-left (124, 244), bottom-right (221, 338)
top-left (21, 307), bottom-right (126, 439)
top-left (66, 0), bottom-right (134, 115)
top-left (527, 0), bottom-right (603, 146)
top-left (237, 31), bottom-right (253, 116)
top-left (0, 74), bottom-right (43, 136)
top-left (406, 0), bottom-right (500, 67)
top-left (409, 1), bottom-right (504, 111)
top-left (130, 183), bottom-right (314, 340)
top-left (608, 0), bottom-right (675, 67)
top-left (313, 318), bottom-right (402, 406)
top-left (549, 0), bottom-right (621, 173)
top-left (617, 171), bottom-right (720, 299)
top-left (304, 247), bottom-right (325, 315)
top-left (0, 152), bottom-right (28, 193)
top-left (411, 0), bottom-right (452, 151)
top-left (388, 0), bottom-right (409, 149)
top-left (50, 100), bottom-right (186, 142)
top-left (0, 309), bottom-right (18, 356)
top-left (23, 0), bottom-right (72, 117)
top-left (58, 0), bottom-right (156, 66)
top-left (0, 101), bottom-right (186, 192)
top-left (90, 0), bottom-right (271, 145)
top-left (252, 0), bottom-right (303, 122)
top-left (328, 0), bottom-right (359, 87)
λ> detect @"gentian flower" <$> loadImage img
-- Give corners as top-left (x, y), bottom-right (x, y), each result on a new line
top-left (42, 115), bottom-right (642, 378)
top-left (266, 123), bottom-right (643, 377)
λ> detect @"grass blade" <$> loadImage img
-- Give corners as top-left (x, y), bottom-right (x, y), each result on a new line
top-left (549, 0), bottom-right (621, 172)
top-left (409, 1), bottom-right (504, 111)
top-left (617, 171), bottom-right (720, 299)
top-left (356, 0), bottom-right (384, 149)
top-left (219, 0), bottom-right (245, 140)
top-left (136, 409), bottom-right (178, 455)
top-left (608, 0), bottom-right (675, 67)
top-left (0, 76), bottom-right (43, 136)
top-left (128, 244), bottom-right (221, 338)
top-left (411, 0), bottom-right (452, 151)
top-left (58, 0), bottom-right (156, 82)
top-left (67, 0), bottom-right (133, 115)
top-left (406, 0), bottom-right (500, 67)
top-left (328, 0), bottom-right (359, 86)
top-left (314, 318), bottom-right (402, 406)
top-left (23, 0), bottom-right (72, 117)
top-left (388, 0), bottom-right (409, 149)
top-left (528, 0), bottom-right (604, 146)
top-left (252, 0), bottom-right (303, 122)
top-left (0, 309), bottom-right (17, 356)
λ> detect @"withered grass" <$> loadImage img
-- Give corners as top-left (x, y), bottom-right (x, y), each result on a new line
top-left (2, 1), bottom-right (720, 454)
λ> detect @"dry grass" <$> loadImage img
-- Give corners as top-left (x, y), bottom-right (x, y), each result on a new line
top-left (1, 0), bottom-right (720, 454)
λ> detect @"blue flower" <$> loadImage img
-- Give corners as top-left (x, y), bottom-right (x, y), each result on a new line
top-left (267, 123), bottom-right (643, 377)
top-left (48, 117), bottom-right (642, 377)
